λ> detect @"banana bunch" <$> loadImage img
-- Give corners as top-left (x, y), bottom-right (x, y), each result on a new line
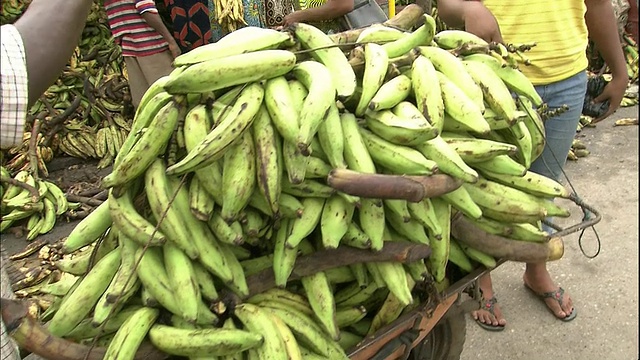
top-left (10, 19), bottom-right (575, 359)
top-left (1, 167), bottom-right (74, 240)
top-left (3, 131), bottom-right (54, 177)
top-left (0, 0), bottom-right (30, 25)
top-left (622, 33), bottom-right (639, 83)
top-left (2, 0), bottom-right (133, 173)
top-left (212, 0), bottom-right (248, 34)
top-left (588, 32), bottom-right (639, 84)
top-left (567, 138), bottom-right (590, 161)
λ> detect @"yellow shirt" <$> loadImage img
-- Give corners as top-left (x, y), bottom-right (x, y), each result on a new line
top-left (482, 0), bottom-right (589, 85)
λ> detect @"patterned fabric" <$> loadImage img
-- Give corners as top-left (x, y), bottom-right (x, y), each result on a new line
top-left (0, 25), bottom-right (28, 150)
top-left (0, 28), bottom-right (24, 357)
top-left (209, 0), bottom-right (266, 42)
top-left (104, 0), bottom-right (169, 57)
top-left (297, 0), bottom-right (346, 34)
top-left (164, 0), bottom-right (213, 52)
top-left (264, 0), bottom-right (295, 27)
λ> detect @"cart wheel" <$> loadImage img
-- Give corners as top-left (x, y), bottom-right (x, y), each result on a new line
top-left (409, 307), bottom-right (466, 360)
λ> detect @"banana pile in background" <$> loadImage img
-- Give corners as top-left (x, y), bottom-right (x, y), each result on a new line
top-left (1, 166), bottom-right (77, 240)
top-left (1, 0), bottom-right (133, 175)
top-left (8, 17), bottom-right (574, 359)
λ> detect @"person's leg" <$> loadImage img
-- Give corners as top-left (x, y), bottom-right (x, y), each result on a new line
top-left (136, 50), bottom-right (174, 88)
top-left (525, 70), bottom-right (587, 320)
top-left (471, 273), bottom-right (507, 329)
top-left (123, 56), bottom-right (150, 109)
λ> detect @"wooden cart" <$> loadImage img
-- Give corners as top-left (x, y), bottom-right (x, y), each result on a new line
top-left (345, 196), bottom-right (602, 360)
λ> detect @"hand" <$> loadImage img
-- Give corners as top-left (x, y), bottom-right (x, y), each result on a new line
top-left (168, 42), bottom-right (182, 59)
top-left (462, 2), bottom-right (503, 43)
top-left (282, 12), bottom-right (303, 27)
top-left (591, 75), bottom-right (628, 123)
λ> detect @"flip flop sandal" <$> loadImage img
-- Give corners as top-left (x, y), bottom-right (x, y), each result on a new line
top-left (526, 285), bottom-right (577, 322)
top-left (474, 297), bottom-right (506, 332)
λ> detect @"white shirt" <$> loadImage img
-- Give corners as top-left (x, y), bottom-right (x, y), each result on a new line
top-left (0, 24), bottom-right (28, 150)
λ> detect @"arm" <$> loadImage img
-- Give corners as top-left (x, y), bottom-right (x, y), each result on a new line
top-left (13, 0), bottom-right (94, 106)
top-left (283, 0), bottom-right (354, 26)
top-left (137, 0), bottom-right (181, 58)
top-left (584, 0), bottom-right (628, 122)
top-left (436, 0), bottom-right (502, 43)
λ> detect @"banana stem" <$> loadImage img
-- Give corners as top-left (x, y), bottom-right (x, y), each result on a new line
top-left (28, 119), bottom-right (41, 180)
top-left (240, 241), bottom-right (432, 299)
top-left (0, 175), bottom-right (40, 203)
top-left (0, 298), bottom-right (166, 360)
top-left (451, 214), bottom-right (564, 263)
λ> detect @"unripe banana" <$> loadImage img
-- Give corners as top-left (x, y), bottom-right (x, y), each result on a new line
top-left (411, 54), bottom-right (445, 132)
top-left (356, 43), bottom-right (389, 116)
top-left (436, 71), bottom-right (490, 135)
top-left (442, 137), bottom-right (518, 164)
top-left (418, 46), bottom-right (484, 112)
top-left (341, 112), bottom-right (376, 173)
top-left (47, 248), bottom-right (121, 337)
top-left (382, 14), bottom-right (436, 58)
top-left (273, 218), bottom-right (298, 287)
top-left (149, 324), bottom-right (263, 357)
top-left (165, 50), bottom-right (296, 94)
top-left (433, 29), bottom-right (489, 49)
top-left (358, 198), bottom-right (386, 251)
top-left (221, 131), bottom-right (256, 223)
top-left (109, 190), bottom-right (167, 247)
top-left (364, 107), bottom-right (439, 146)
top-left (291, 22), bottom-right (356, 100)
top-left (102, 99), bottom-right (180, 188)
top-left (320, 194), bottom-right (355, 249)
top-left (356, 24), bottom-right (407, 44)
top-left (233, 303), bottom-right (289, 360)
top-left (104, 307), bottom-right (159, 360)
top-left (414, 135), bottom-right (479, 184)
top-left (471, 154), bottom-right (527, 176)
top-left (285, 197), bottom-right (325, 249)
top-left (359, 127), bottom-right (438, 175)
top-left (298, 245), bottom-right (340, 341)
top-left (427, 197), bottom-right (451, 282)
top-left (292, 61), bottom-right (336, 155)
top-left (463, 60), bottom-right (518, 122)
top-left (166, 82), bottom-right (264, 175)
top-left (174, 27), bottom-right (293, 66)
top-left (264, 76), bottom-right (300, 144)
top-left (163, 242), bottom-right (200, 323)
top-left (316, 101), bottom-right (347, 169)
top-left (464, 53), bottom-right (543, 107)
top-left (188, 176), bottom-right (215, 222)
top-left (369, 73), bottom-right (412, 112)
top-left (59, 199), bottom-right (112, 254)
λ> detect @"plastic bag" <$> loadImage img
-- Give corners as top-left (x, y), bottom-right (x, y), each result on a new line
top-left (582, 75), bottom-right (610, 118)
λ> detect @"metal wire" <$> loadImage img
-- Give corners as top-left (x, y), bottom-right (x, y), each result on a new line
top-left (520, 95), bottom-right (603, 259)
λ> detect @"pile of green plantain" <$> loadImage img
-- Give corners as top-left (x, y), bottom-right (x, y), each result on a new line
top-left (6, 11), bottom-right (575, 360)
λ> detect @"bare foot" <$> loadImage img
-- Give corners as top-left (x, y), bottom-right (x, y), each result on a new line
top-left (524, 263), bottom-right (575, 320)
top-left (471, 274), bottom-right (506, 328)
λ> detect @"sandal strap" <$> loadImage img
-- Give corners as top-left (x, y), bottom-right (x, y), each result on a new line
top-left (539, 287), bottom-right (565, 305)
top-left (482, 296), bottom-right (499, 315)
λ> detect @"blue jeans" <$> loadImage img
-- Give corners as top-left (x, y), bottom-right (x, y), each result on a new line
top-left (529, 70), bottom-right (588, 182)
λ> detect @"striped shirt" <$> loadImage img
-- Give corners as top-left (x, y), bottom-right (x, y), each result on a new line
top-left (0, 25), bottom-right (28, 150)
top-left (104, 0), bottom-right (169, 57)
top-left (482, 0), bottom-right (589, 85)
